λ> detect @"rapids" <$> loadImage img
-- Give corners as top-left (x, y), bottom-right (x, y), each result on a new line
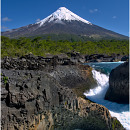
top-left (84, 68), bottom-right (130, 130)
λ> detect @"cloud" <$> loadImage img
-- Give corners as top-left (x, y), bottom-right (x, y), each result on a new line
top-left (2, 17), bottom-right (12, 22)
top-left (36, 18), bottom-right (41, 22)
top-left (1, 26), bottom-right (11, 31)
top-left (112, 16), bottom-right (117, 19)
top-left (89, 9), bottom-right (98, 13)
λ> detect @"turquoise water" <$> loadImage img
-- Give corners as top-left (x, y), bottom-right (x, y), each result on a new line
top-left (84, 61), bottom-right (124, 74)
top-left (84, 61), bottom-right (130, 129)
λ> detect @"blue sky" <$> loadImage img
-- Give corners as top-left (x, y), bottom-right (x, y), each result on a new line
top-left (1, 0), bottom-right (129, 36)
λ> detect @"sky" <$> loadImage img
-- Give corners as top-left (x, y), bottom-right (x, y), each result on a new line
top-left (1, 0), bottom-right (129, 36)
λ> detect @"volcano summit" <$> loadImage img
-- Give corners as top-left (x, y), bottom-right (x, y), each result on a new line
top-left (2, 7), bottom-right (128, 40)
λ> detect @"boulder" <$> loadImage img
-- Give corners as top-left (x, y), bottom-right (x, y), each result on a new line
top-left (121, 55), bottom-right (129, 61)
top-left (105, 62), bottom-right (129, 104)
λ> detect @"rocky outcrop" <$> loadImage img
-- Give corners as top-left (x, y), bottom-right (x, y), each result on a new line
top-left (1, 68), bottom-right (77, 130)
top-left (1, 56), bottom-right (124, 130)
top-left (85, 54), bottom-right (127, 62)
top-left (1, 54), bottom-right (77, 70)
top-left (67, 52), bottom-right (127, 63)
top-left (67, 52), bottom-right (86, 63)
top-left (121, 55), bottom-right (129, 61)
top-left (105, 62), bottom-right (129, 104)
top-left (1, 54), bottom-right (129, 71)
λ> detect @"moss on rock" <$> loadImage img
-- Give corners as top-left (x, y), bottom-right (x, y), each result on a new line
top-left (112, 118), bottom-right (124, 130)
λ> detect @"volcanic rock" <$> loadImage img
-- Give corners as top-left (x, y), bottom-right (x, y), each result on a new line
top-left (105, 62), bottom-right (129, 104)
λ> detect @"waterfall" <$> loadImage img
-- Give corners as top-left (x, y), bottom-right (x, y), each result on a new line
top-left (84, 69), bottom-right (130, 130)
top-left (85, 70), bottom-right (109, 97)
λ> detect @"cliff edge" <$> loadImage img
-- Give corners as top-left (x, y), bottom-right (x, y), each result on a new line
top-left (105, 62), bottom-right (129, 104)
top-left (1, 55), bottom-right (124, 130)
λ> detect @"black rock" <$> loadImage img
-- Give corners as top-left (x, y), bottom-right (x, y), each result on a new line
top-left (105, 62), bottom-right (129, 104)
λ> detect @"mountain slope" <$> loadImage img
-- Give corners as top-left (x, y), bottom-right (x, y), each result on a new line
top-left (36, 7), bottom-right (91, 25)
top-left (1, 7), bottom-right (128, 40)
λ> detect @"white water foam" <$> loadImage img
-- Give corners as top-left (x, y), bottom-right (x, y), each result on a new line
top-left (84, 69), bottom-right (130, 130)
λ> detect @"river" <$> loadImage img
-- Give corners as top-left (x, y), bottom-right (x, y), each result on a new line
top-left (84, 62), bottom-right (130, 130)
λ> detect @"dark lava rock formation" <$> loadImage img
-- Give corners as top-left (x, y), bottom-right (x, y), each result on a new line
top-left (1, 53), bottom-right (129, 71)
top-left (1, 55), bottom-right (124, 130)
top-left (105, 62), bottom-right (129, 104)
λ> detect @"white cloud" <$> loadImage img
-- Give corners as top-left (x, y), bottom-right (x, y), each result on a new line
top-left (94, 9), bottom-right (98, 12)
top-left (112, 16), bottom-right (117, 19)
top-left (36, 18), bottom-right (41, 22)
top-left (1, 26), bottom-right (11, 31)
top-left (2, 17), bottom-right (12, 22)
top-left (89, 9), bottom-right (98, 13)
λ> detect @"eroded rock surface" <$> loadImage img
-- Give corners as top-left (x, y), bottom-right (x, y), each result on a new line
top-left (1, 56), bottom-right (124, 130)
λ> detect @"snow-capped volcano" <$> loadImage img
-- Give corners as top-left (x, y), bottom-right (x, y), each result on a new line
top-left (1, 7), bottom-right (128, 40)
top-left (36, 7), bottom-right (92, 26)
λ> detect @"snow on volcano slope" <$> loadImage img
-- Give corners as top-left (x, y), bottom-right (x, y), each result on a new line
top-left (2, 7), bottom-right (128, 39)
top-left (36, 7), bottom-right (92, 26)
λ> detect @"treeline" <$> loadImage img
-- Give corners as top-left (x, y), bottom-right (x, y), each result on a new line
top-left (29, 34), bottom-right (95, 42)
top-left (1, 36), bottom-right (129, 58)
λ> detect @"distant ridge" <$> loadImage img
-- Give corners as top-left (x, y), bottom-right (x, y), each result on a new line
top-left (1, 7), bottom-right (128, 40)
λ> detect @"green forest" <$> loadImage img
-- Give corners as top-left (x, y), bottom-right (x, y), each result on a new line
top-left (1, 36), bottom-right (129, 58)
